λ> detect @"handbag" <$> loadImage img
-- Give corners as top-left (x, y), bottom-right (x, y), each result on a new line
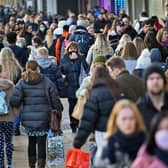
top-left (44, 80), bottom-right (61, 132)
top-left (72, 96), bottom-right (87, 120)
top-left (66, 148), bottom-right (90, 168)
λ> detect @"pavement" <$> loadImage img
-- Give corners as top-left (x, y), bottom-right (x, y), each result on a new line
top-left (12, 99), bottom-right (89, 168)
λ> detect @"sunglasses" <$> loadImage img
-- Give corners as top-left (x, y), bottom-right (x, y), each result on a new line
top-left (68, 51), bottom-right (77, 55)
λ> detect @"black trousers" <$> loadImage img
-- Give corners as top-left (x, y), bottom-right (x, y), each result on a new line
top-left (68, 98), bottom-right (79, 130)
top-left (28, 135), bottom-right (47, 159)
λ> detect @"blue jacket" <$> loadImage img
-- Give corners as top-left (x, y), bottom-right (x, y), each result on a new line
top-left (60, 55), bottom-right (89, 98)
top-left (37, 57), bottom-right (65, 97)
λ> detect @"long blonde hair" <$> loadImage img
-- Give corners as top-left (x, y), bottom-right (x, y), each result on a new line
top-left (106, 99), bottom-right (145, 139)
top-left (45, 29), bottom-right (53, 48)
top-left (92, 33), bottom-right (114, 56)
top-left (0, 47), bottom-right (22, 82)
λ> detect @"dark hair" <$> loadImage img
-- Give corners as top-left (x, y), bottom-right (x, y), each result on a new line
top-left (63, 25), bottom-right (69, 32)
top-left (141, 11), bottom-right (148, 17)
top-left (106, 56), bottom-right (126, 69)
top-left (32, 36), bottom-right (42, 46)
top-left (146, 111), bottom-right (168, 154)
top-left (89, 66), bottom-right (123, 98)
top-left (0, 64), bottom-right (2, 73)
top-left (7, 31), bottom-right (17, 44)
top-left (144, 31), bottom-right (161, 50)
top-left (142, 20), bottom-right (151, 27)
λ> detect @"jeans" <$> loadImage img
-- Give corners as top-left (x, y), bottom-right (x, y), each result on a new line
top-left (28, 135), bottom-right (47, 160)
top-left (0, 121), bottom-right (13, 168)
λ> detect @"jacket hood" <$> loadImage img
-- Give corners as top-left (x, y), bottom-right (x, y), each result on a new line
top-left (0, 78), bottom-right (13, 90)
top-left (75, 26), bottom-right (87, 33)
top-left (36, 57), bottom-right (52, 68)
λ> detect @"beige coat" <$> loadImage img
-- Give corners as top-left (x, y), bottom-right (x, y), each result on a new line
top-left (0, 78), bottom-right (19, 122)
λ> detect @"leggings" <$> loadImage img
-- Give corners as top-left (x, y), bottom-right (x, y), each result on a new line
top-left (28, 135), bottom-right (47, 160)
top-left (0, 121), bottom-right (13, 168)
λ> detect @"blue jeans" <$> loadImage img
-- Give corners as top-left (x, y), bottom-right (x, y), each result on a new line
top-left (13, 115), bottom-right (20, 131)
top-left (89, 143), bottom-right (97, 168)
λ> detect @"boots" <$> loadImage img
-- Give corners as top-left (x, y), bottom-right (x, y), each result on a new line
top-left (28, 157), bottom-right (36, 168)
top-left (38, 159), bottom-right (46, 168)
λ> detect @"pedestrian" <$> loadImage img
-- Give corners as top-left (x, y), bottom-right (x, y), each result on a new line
top-left (0, 47), bottom-right (23, 135)
top-left (133, 37), bottom-right (145, 58)
top-left (73, 66), bottom-right (125, 150)
top-left (131, 111), bottom-right (168, 168)
top-left (36, 47), bottom-right (65, 97)
top-left (94, 99), bottom-right (146, 168)
top-left (106, 56), bottom-right (145, 102)
top-left (10, 60), bottom-right (63, 168)
top-left (60, 42), bottom-right (89, 133)
top-left (121, 42), bottom-right (138, 74)
top-left (0, 64), bottom-right (17, 168)
top-left (137, 64), bottom-right (168, 130)
top-left (86, 33), bottom-right (114, 67)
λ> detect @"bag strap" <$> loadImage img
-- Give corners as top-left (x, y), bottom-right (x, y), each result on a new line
top-left (44, 78), bottom-right (53, 110)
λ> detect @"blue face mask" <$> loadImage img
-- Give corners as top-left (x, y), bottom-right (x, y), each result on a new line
top-left (40, 27), bottom-right (45, 32)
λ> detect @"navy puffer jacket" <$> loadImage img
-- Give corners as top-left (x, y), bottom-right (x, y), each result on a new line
top-left (60, 55), bottom-right (89, 99)
top-left (10, 75), bottom-right (63, 130)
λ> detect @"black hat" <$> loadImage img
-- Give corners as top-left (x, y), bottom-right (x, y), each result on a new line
top-left (143, 64), bottom-right (166, 85)
top-left (116, 20), bottom-right (125, 27)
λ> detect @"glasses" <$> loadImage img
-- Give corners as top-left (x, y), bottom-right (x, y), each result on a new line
top-left (68, 51), bottom-right (77, 55)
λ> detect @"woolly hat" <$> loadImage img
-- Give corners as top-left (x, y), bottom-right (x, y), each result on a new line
top-left (150, 48), bottom-right (161, 63)
top-left (143, 64), bottom-right (167, 85)
top-left (93, 55), bottom-right (106, 66)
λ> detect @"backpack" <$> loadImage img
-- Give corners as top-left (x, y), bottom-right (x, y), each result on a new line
top-left (0, 91), bottom-right (9, 115)
top-left (74, 33), bottom-right (92, 54)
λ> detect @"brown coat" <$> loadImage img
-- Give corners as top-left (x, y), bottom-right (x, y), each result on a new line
top-left (116, 70), bottom-right (145, 102)
top-left (0, 78), bottom-right (19, 122)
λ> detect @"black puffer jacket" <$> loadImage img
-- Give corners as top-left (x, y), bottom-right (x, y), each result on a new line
top-left (10, 75), bottom-right (63, 130)
top-left (73, 83), bottom-right (116, 148)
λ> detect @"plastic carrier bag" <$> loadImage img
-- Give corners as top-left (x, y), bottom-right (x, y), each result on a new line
top-left (47, 130), bottom-right (64, 167)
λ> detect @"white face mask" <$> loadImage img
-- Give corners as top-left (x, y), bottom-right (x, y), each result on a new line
top-left (16, 42), bottom-right (23, 48)
top-left (40, 27), bottom-right (45, 32)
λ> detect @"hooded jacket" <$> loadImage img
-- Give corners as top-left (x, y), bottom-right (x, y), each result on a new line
top-left (36, 57), bottom-right (65, 97)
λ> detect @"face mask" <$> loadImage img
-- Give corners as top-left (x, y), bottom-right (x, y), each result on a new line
top-left (155, 130), bottom-right (168, 150)
top-left (32, 42), bottom-right (38, 48)
top-left (16, 42), bottom-right (23, 48)
top-left (40, 27), bottom-right (45, 32)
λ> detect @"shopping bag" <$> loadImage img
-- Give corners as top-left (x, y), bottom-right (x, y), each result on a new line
top-left (72, 96), bottom-right (87, 120)
top-left (66, 148), bottom-right (90, 168)
top-left (47, 130), bottom-right (64, 167)
top-left (79, 63), bottom-right (88, 86)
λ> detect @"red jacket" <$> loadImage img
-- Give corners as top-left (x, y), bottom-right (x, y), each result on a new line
top-left (131, 146), bottom-right (168, 168)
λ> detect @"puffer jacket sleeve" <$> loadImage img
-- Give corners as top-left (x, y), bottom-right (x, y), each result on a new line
top-left (73, 90), bottom-right (99, 148)
top-left (10, 80), bottom-right (23, 107)
top-left (46, 78), bottom-right (63, 112)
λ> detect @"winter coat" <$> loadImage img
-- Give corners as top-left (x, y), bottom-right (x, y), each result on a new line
top-left (116, 70), bottom-right (145, 102)
top-left (0, 78), bottom-right (18, 122)
top-left (24, 31), bottom-right (33, 46)
top-left (131, 146), bottom-right (168, 168)
top-left (60, 55), bottom-right (89, 99)
top-left (73, 83), bottom-right (120, 148)
top-left (69, 26), bottom-right (95, 55)
top-left (123, 26), bottom-right (137, 40)
top-left (9, 45), bottom-right (27, 67)
top-left (36, 57), bottom-right (65, 97)
top-left (137, 92), bottom-right (168, 130)
top-left (10, 75), bottom-right (63, 130)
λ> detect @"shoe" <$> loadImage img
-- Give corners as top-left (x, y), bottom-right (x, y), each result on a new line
top-left (38, 159), bottom-right (46, 168)
top-left (72, 127), bottom-right (77, 133)
top-left (28, 157), bottom-right (36, 168)
top-left (14, 128), bottom-right (21, 136)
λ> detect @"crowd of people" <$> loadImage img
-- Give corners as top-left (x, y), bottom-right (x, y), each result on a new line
top-left (0, 3), bottom-right (168, 168)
